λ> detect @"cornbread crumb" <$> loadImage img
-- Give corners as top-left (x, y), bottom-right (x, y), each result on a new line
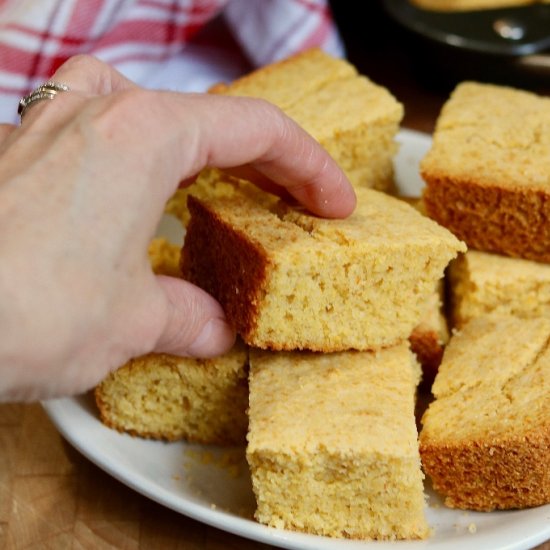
top-left (420, 315), bottom-right (550, 510)
top-left (448, 250), bottom-right (550, 328)
top-left (468, 523), bottom-right (477, 534)
top-left (182, 188), bottom-right (465, 351)
top-left (421, 81), bottom-right (550, 262)
top-left (247, 346), bottom-right (429, 540)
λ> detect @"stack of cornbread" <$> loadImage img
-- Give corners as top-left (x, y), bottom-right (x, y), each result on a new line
top-left (94, 51), bottom-right (549, 540)
top-left (419, 81), bottom-right (550, 511)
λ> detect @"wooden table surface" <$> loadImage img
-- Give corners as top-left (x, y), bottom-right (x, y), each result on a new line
top-left (2, 3), bottom-right (550, 549)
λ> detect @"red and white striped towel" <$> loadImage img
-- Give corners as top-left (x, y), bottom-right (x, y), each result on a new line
top-left (0, 0), bottom-right (344, 123)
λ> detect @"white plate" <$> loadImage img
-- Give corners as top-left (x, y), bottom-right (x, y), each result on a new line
top-left (42, 129), bottom-right (550, 550)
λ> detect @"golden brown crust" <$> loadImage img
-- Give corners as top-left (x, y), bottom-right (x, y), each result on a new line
top-left (422, 175), bottom-right (550, 263)
top-left (181, 195), bottom-right (270, 341)
top-left (420, 426), bottom-right (550, 511)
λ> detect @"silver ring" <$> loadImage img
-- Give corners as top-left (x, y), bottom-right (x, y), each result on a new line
top-left (18, 81), bottom-right (70, 121)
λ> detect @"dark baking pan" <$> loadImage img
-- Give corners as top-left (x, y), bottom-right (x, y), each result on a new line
top-left (381, 0), bottom-right (550, 86)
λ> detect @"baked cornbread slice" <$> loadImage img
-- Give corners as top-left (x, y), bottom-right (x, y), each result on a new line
top-left (247, 345), bottom-right (429, 540)
top-left (420, 315), bottom-right (550, 510)
top-left (421, 81), bottom-right (550, 263)
top-left (210, 48), bottom-right (404, 192)
top-left (94, 237), bottom-right (249, 444)
top-left (94, 342), bottom-right (249, 444)
top-left (448, 249), bottom-right (550, 328)
top-left (181, 188), bottom-right (466, 352)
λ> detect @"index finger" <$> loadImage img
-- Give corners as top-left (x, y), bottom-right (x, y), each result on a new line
top-left (52, 56), bottom-right (357, 219)
top-left (176, 95), bottom-right (357, 219)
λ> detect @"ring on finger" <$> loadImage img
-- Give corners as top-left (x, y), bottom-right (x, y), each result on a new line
top-left (18, 81), bottom-right (71, 122)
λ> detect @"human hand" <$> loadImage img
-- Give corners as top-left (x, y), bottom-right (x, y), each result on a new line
top-left (0, 55), bottom-right (355, 401)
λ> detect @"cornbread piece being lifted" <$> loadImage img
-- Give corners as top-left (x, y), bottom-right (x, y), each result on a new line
top-left (94, 238), bottom-right (249, 444)
top-left (448, 249), bottom-right (550, 328)
top-left (247, 346), bottom-right (429, 540)
top-left (420, 315), bottom-right (550, 510)
top-left (210, 48), bottom-right (404, 192)
top-left (421, 81), bottom-right (550, 263)
top-left (182, 188), bottom-right (465, 352)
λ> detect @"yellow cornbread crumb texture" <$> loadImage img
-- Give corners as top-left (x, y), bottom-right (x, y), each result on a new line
top-left (182, 187), bottom-right (465, 352)
top-left (94, 341), bottom-right (249, 444)
top-left (421, 81), bottom-right (550, 262)
top-left (448, 250), bottom-right (550, 328)
top-left (247, 346), bottom-right (429, 540)
top-left (420, 315), bottom-right (550, 510)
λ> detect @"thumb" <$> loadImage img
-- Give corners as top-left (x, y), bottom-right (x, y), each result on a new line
top-left (153, 275), bottom-right (236, 357)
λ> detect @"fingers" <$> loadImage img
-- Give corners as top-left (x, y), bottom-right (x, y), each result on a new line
top-left (152, 275), bottom-right (236, 357)
top-left (19, 55), bottom-right (355, 219)
top-left (176, 95), bottom-right (356, 218)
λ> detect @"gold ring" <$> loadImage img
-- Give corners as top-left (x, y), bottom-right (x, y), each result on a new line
top-left (18, 81), bottom-right (70, 121)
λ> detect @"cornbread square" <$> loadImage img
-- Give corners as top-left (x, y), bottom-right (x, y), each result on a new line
top-left (247, 346), bottom-right (429, 540)
top-left (420, 315), bottom-right (550, 510)
top-left (181, 188), bottom-right (466, 352)
top-left (94, 343), bottom-right (249, 444)
top-left (211, 48), bottom-right (404, 192)
top-left (448, 249), bottom-right (550, 328)
top-left (421, 81), bottom-right (550, 262)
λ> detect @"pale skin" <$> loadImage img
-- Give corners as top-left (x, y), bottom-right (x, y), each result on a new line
top-left (0, 55), bottom-right (356, 402)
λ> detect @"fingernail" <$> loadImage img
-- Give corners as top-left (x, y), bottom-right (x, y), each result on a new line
top-left (187, 318), bottom-right (236, 358)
